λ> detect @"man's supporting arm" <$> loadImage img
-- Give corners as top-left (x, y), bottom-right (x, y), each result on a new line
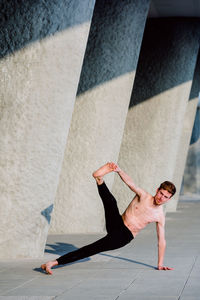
top-left (156, 221), bottom-right (173, 270)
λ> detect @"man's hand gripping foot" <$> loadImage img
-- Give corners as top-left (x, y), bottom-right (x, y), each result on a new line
top-left (92, 162), bottom-right (119, 185)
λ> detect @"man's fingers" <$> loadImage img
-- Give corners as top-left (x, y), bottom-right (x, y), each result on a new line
top-left (164, 266), bottom-right (174, 270)
top-left (110, 163), bottom-right (118, 171)
top-left (109, 162), bottom-right (116, 168)
top-left (158, 266), bottom-right (174, 270)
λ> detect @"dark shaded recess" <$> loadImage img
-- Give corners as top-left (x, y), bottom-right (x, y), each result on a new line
top-left (189, 49), bottom-right (200, 145)
top-left (77, 0), bottom-right (150, 96)
top-left (189, 49), bottom-right (200, 101)
top-left (190, 108), bottom-right (200, 145)
top-left (129, 18), bottom-right (200, 108)
top-left (0, 0), bottom-right (95, 59)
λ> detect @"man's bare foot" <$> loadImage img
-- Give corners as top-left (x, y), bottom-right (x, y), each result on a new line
top-left (92, 162), bottom-right (117, 185)
top-left (41, 260), bottom-right (58, 275)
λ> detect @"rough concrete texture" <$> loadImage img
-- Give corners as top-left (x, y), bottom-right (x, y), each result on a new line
top-left (50, 0), bottom-right (150, 234)
top-left (114, 82), bottom-right (193, 214)
top-left (0, 1), bottom-right (95, 258)
top-left (113, 18), bottom-right (200, 213)
top-left (167, 51), bottom-right (200, 211)
top-left (183, 106), bottom-right (200, 194)
top-left (0, 0), bottom-right (95, 58)
top-left (167, 100), bottom-right (199, 211)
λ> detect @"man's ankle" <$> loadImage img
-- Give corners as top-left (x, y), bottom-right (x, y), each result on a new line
top-left (95, 176), bottom-right (104, 185)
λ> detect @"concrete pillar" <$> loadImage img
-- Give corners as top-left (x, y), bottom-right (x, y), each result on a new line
top-left (0, 0), bottom-right (95, 258)
top-left (50, 0), bottom-right (150, 234)
top-left (112, 18), bottom-right (200, 214)
top-left (182, 98), bottom-right (200, 196)
top-left (167, 50), bottom-right (200, 210)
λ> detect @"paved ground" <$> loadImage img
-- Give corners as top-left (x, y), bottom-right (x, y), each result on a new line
top-left (0, 197), bottom-right (200, 300)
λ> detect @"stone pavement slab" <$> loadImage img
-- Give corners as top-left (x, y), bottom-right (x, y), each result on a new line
top-left (0, 199), bottom-right (200, 299)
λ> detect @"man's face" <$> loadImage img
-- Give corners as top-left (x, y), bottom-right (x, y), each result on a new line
top-left (154, 188), bottom-right (172, 205)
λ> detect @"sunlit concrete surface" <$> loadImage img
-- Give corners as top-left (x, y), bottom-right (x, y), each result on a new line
top-left (50, 0), bottom-right (150, 234)
top-left (50, 73), bottom-right (136, 234)
top-left (0, 198), bottom-right (199, 299)
top-left (168, 51), bottom-right (200, 211)
top-left (183, 137), bottom-right (200, 195)
top-left (113, 18), bottom-right (200, 214)
top-left (167, 99), bottom-right (199, 212)
top-left (183, 88), bottom-right (200, 196)
top-left (1, 0), bottom-right (200, 265)
top-left (0, 19), bottom-right (94, 258)
top-left (113, 82), bottom-right (192, 214)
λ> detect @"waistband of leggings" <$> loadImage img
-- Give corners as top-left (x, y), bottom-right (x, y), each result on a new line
top-left (121, 218), bottom-right (134, 239)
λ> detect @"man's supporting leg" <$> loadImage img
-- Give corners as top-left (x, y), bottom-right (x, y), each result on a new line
top-left (41, 227), bottom-right (133, 275)
top-left (56, 230), bottom-right (132, 266)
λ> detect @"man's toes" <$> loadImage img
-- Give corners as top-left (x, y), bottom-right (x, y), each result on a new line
top-left (41, 264), bottom-right (46, 271)
top-left (46, 268), bottom-right (53, 275)
top-left (41, 264), bottom-right (52, 275)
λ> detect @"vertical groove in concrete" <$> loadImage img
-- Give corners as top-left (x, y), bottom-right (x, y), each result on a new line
top-left (0, 0), bottom-right (95, 258)
top-left (50, 0), bottom-right (150, 234)
top-left (112, 19), bottom-right (200, 214)
top-left (167, 49), bottom-right (200, 211)
top-left (182, 102), bottom-right (200, 195)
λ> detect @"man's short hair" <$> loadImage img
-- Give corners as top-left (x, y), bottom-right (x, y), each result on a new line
top-left (159, 181), bottom-right (176, 196)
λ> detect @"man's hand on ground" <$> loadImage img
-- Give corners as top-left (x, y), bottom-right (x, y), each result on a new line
top-left (157, 266), bottom-right (174, 270)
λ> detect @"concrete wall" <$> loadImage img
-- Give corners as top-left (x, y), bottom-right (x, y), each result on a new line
top-left (0, 0), bottom-right (95, 258)
top-left (167, 50), bottom-right (200, 210)
top-left (182, 98), bottom-right (200, 195)
top-left (1, 1), bottom-right (200, 259)
top-left (112, 18), bottom-right (200, 214)
top-left (50, 0), bottom-right (150, 234)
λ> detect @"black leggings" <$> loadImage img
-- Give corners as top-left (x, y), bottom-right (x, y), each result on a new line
top-left (56, 182), bottom-right (134, 265)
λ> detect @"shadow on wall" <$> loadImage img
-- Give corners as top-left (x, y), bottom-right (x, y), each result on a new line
top-left (0, 0), bottom-right (95, 59)
top-left (2, 2), bottom-right (199, 106)
top-left (189, 48), bottom-right (200, 102)
top-left (41, 204), bottom-right (54, 224)
top-left (76, 0), bottom-right (150, 96)
top-left (189, 50), bottom-right (200, 145)
top-left (190, 106), bottom-right (200, 145)
top-left (128, 18), bottom-right (200, 109)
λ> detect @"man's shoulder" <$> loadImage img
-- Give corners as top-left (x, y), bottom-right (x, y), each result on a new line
top-left (157, 207), bottom-right (165, 224)
top-left (139, 189), bottom-right (152, 200)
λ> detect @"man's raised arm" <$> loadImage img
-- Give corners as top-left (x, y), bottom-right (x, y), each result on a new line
top-left (112, 163), bottom-right (145, 197)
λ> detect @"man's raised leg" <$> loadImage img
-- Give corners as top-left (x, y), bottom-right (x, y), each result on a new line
top-left (41, 162), bottom-right (118, 275)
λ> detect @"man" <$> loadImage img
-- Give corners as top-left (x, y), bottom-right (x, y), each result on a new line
top-left (41, 162), bottom-right (176, 274)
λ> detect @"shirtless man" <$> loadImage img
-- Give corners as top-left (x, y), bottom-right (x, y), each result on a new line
top-left (41, 162), bottom-right (176, 274)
